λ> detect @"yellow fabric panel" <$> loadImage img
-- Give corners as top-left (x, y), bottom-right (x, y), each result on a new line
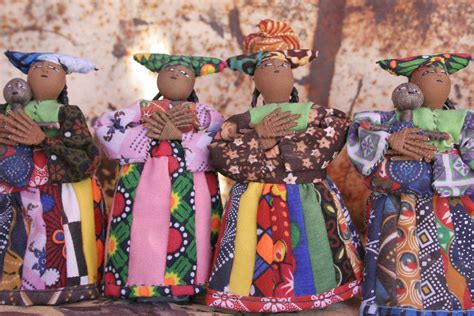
top-left (228, 183), bottom-right (264, 295)
top-left (73, 178), bottom-right (97, 284)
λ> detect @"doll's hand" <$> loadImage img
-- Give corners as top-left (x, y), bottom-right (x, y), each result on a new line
top-left (167, 103), bottom-right (194, 128)
top-left (0, 110), bottom-right (45, 145)
top-left (144, 112), bottom-right (183, 140)
top-left (254, 108), bottom-right (300, 139)
top-left (387, 128), bottom-right (437, 162)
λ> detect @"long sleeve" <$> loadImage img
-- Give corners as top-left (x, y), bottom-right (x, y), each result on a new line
top-left (460, 110), bottom-right (474, 169)
top-left (279, 105), bottom-right (351, 173)
top-left (42, 105), bottom-right (100, 183)
top-left (181, 103), bottom-right (224, 172)
top-left (346, 111), bottom-right (395, 176)
top-left (209, 112), bottom-right (280, 182)
top-left (94, 100), bottom-right (151, 163)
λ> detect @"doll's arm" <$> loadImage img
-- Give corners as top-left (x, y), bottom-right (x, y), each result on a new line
top-left (94, 101), bottom-right (151, 162)
top-left (209, 113), bottom-right (278, 182)
top-left (279, 105), bottom-right (350, 173)
top-left (460, 110), bottom-right (474, 169)
top-left (346, 111), bottom-right (394, 175)
top-left (42, 105), bottom-right (99, 183)
top-left (181, 103), bottom-right (225, 172)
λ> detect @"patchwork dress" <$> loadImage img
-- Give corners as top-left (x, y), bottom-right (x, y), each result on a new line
top-left (94, 99), bottom-right (223, 299)
top-left (0, 100), bottom-right (106, 306)
top-left (347, 108), bottom-right (474, 315)
top-left (205, 102), bottom-right (363, 313)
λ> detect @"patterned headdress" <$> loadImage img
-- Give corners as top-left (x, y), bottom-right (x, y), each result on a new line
top-left (227, 49), bottom-right (317, 76)
top-left (243, 19), bottom-right (300, 53)
top-left (377, 53), bottom-right (471, 77)
top-left (133, 53), bottom-right (227, 77)
top-left (4, 51), bottom-right (97, 74)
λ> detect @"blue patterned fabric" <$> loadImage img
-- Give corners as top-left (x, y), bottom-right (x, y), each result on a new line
top-left (0, 145), bottom-right (33, 188)
top-left (286, 184), bottom-right (316, 296)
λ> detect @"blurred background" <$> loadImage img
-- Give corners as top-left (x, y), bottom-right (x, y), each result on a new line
top-left (1, 0), bottom-right (474, 234)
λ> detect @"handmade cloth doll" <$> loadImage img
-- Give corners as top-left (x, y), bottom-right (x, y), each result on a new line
top-left (347, 53), bottom-right (474, 315)
top-left (205, 20), bottom-right (363, 313)
top-left (0, 51), bottom-right (106, 305)
top-left (94, 53), bottom-right (225, 302)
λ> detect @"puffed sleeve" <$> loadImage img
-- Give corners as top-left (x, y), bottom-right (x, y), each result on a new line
top-left (278, 105), bottom-right (351, 173)
top-left (94, 100), bottom-right (151, 163)
top-left (209, 112), bottom-right (279, 182)
top-left (346, 110), bottom-right (395, 175)
top-left (181, 103), bottom-right (224, 172)
top-left (460, 110), bottom-right (474, 169)
top-left (42, 105), bottom-right (100, 183)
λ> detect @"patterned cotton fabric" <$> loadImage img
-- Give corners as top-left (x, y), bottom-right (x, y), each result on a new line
top-left (206, 103), bottom-right (362, 313)
top-left (206, 180), bottom-right (363, 313)
top-left (0, 104), bottom-right (106, 306)
top-left (95, 100), bottom-right (223, 299)
top-left (377, 53), bottom-right (471, 77)
top-left (226, 50), bottom-right (318, 76)
top-left (133, 53), bottom-right (227, 77)
top-left (348, 109), bottom-right (474, 315)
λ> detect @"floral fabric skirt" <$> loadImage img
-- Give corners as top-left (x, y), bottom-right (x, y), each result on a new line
top-left (103, 154), bottom-right (222, 299)
top-left (206, 178), bottom-right (363, 313)
top-left (361, 192), bottom-right (474, 315)
top-left (0, 177), bottom-right (106, 306)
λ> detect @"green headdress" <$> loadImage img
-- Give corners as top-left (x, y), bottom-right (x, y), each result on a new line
top-left (133, 53), bottom-right (227, 77)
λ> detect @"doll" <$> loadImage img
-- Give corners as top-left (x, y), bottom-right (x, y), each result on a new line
top-left (205, 20), bottom-right (363, 313)
top-left (362, 82), bottom-right (449, 142)
top-left (347, 53), bottom-right (473, 315)
top-left (0, 51), bottom-right (106, 305)
top-left (94, 53), bottom-right (225, 302)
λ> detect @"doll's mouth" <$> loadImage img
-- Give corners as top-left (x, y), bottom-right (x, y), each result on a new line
top-left (274, 70), bottom-right (280, 73)
top-left (170, 76), bottom-right (177, 80)
top-left (11, 92), bottom-right (18, 95)
top-left (436, 79), bottom-right (443, 83)
top-left (41, 75), bottom-right (48, 78)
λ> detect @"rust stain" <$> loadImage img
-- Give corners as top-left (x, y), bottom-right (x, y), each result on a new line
top-left (308, 0), bottom-right (346, 106)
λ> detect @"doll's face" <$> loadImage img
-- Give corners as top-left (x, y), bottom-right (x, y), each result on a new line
top-left (27, 61), bottom-right (66, 101)
top-left (157, 64), bottom-right (196, 101)
top-left (254, 58), bottom-right (294, 104)
top-left (220, 121), bottom-right (238, 140)
top-left (3, 78), bottom-right (32, 106)
top-left (409, 66), bottom-right (451, 109)
top-left (391, 82), bottom-right (424, 111)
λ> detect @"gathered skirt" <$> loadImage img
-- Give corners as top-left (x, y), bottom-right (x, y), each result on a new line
top-left (205, 178), bottom-right (363, 313)
top-left (0, 177), bottom-right (106, 306)
top-left (103, 155), bottom-right (223, 299)
top-left (361, 192), bottom-right (474, 315)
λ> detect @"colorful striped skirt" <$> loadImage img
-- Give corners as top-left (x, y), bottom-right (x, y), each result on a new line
top-left (103, 156), bottom-right (223, 299)
top-left (0, 177), bottom-right (106, 306)
top-left (361, 192), bottom-right (474, 315)
top-left (205, 178), bottom-right (363, 313)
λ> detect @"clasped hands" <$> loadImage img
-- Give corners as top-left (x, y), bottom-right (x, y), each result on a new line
top-left (143, 103), bottom-right (194, 140)
top-left (251, 108), bottom-right (300, 150)
top-left (0, 109), bottom-right (45, 146)
top-left (387, 128), bottom-right (437, 162)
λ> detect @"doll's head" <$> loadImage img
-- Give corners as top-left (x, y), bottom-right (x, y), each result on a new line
top-left (3, 78), bottom-right (32, 110)
top-left (157, 64), bottom-right (196, 101)
top-left (377, 53), bottom-right (471, 110)
top-left (409, 66), bottom-right (450, 110)
top-left (254, 58), bottom-right (295, 104)
top-left (391, 82), bottom-right (424, 111)
top-left (27, 60), bottom-right (67, 101)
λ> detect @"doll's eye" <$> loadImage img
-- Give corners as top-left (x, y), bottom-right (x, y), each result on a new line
top-left (7, 84), bottom-right (12, 88)
top-left (422, 70), bottom-right (435, 76)
top-left (33, 64), bottom-right (43, 69)
top-left (280, 62), bottom-right (289, 68)
top-left (261, 62), bottom-right (273, 68)
top-left (180, 70), bottom-right (189, 77)
top-left (398, 86), bottom-right (407, 90)
top-left (166, 68), bottom-right (174, 72)
top-left (440, 70), bottom-right (447, 74)
top-left (48, 65), bottom-right (60, 72)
